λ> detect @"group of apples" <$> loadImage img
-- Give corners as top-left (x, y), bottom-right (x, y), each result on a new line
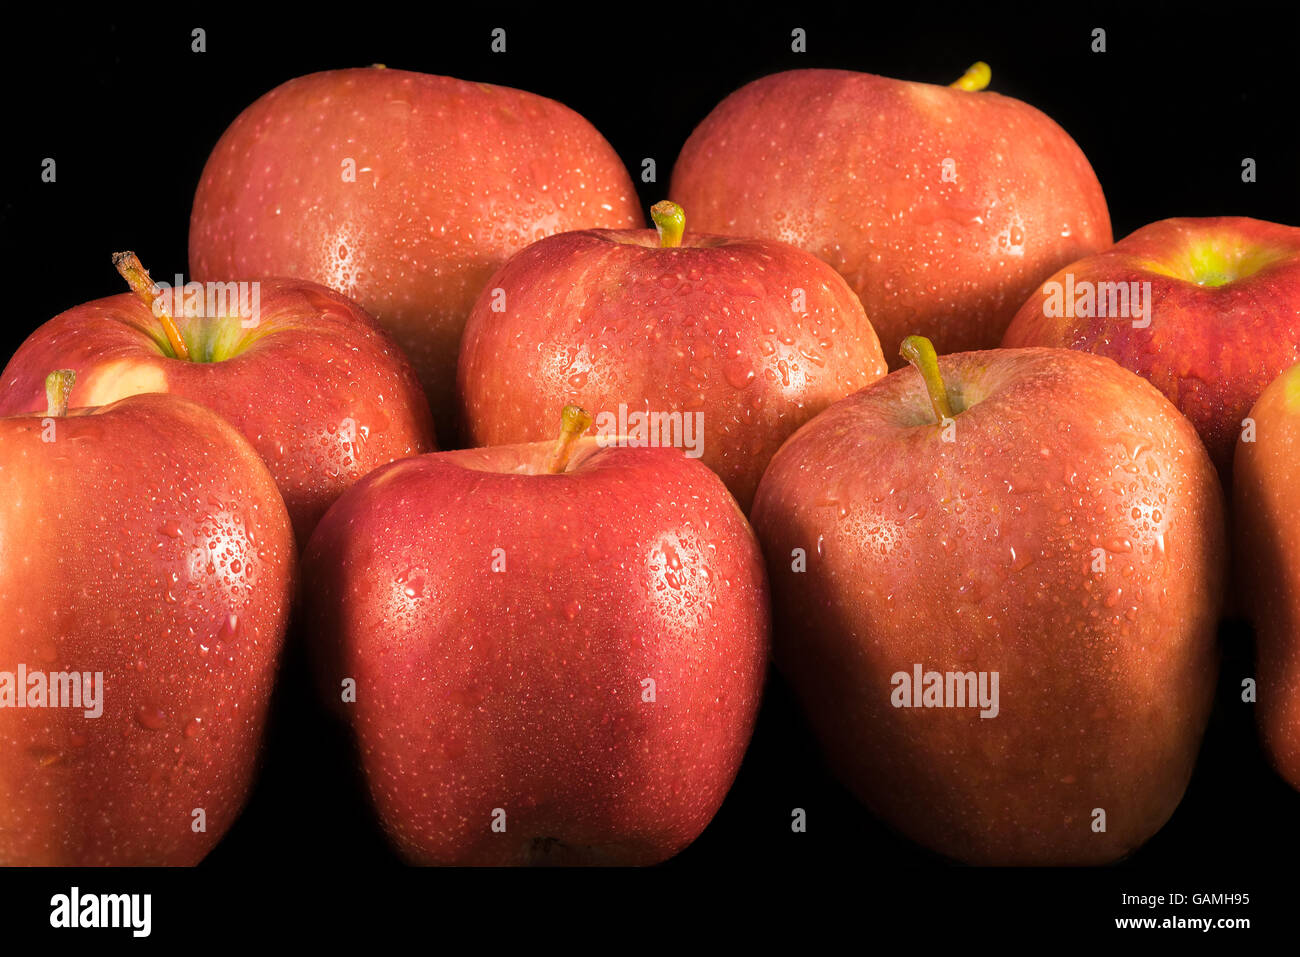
top-left (2, 61), bottom-right (1298, 867)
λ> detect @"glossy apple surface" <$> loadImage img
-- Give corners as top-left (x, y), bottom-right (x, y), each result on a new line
top-left (750, 344), bottom-right (1224, 864)
top-left (670, 67), bottom-right (1111, 364)
top-left (190, 67), bottom-right (643, 433)
top-left (1003, 216), bottom-right (1300, 477)
top-left (457, 203), bottom-right (888, 510)
top-left (301, 425), bottom-right (769, 864)
top-left (0, 272), bottom-right (436, 546)
top-left (1234, 361), bottom-right (1300, 790)
top-left (0, 389), bottom-right (295, 865)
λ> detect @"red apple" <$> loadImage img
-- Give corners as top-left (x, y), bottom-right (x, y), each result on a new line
top-left (1234, 361), bottom-right (1300, 791)
top-left (0, 373), bottom-right (295, 865)
top-left (301, 406), bottom-right (770, 865)
top-left (750, 340), bottom-right (1224, 864)
top-left (189, 66), bottom-right (643, 435)
top-left (1002, 216), bottom-right (1300, 477)
top-left (457, 201), bottom-right (888, 510)
top-left (670, 64), bottom-right (1111, 363)
top-left (0, 254), bottom-right (436, 546)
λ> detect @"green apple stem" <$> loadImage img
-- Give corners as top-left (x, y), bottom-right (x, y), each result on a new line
top-left (546, 405), bottom-right (594, 474)
top-left (899, 335), bottom-right (954, 424)
top-left (111, 251), bottom-right (191, 361)
top-left (44, 369), bottom-right (76, 417)
top-left (949, 61), bottom-right (991, 91)
top-left (651, 201), bottom-right (685, 249)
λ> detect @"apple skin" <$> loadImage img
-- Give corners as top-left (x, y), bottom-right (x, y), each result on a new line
top-left (750, 347), bottom-right (1224, 865)
top-left (301, 438), bottom-right (770, 865)
top-left (1234, 362), bottom-right (1300, 791)
top-left (0, 392), bottom-right (295, 865)
top-left (1003, 216), bottom-right (1300, 478)
top-left (669, 68), bottom-right (1111, 363)
top-left (0, 279), bottom-right (436, 546)
top-left (189, 67), bottom-right (643, 434)
top-left (457, 227), bottom-right (888, 511)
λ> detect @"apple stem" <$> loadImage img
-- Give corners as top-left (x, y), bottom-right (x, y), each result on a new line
top-left (546, 405), bottom-right (594, 474)
top-left (111, 252), bottom-right (191, 361)
top-left (899, 335), bottom-right (955, 425)
top-left (651, 201), bottom-right (685, 249)
top-left (44, 369), bottom-right (76, 418)
top-left (949, 61), bottom-right (991, 92)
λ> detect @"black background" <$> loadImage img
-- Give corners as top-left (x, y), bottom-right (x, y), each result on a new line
top-left (2, 3), bottom-right (1297, 944)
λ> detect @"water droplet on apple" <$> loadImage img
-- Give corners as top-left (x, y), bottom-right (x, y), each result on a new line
top-left (216, 613), bottom-right (240, 642)
top-left (723, 361), bottom-right (755, 389)
top-left (136, 706), bottom-right (167, 731)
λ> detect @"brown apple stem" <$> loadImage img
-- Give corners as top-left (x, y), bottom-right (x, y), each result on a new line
top-left (899, 335), bottom-right (954, 424)
top-left (650, 201), bottom-right (685, 248)
top-left (111, 251), bottom-right (191, 361)
top-left (44, 369), bottom-right (76, 417)
top-left (949, 61), bottom-right (991, 91)
top-left (546, 405), bottom-right (594, 474)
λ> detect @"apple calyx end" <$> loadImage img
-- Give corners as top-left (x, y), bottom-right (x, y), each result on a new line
top-left (44, 369), bottom-right (76, 418)
top-left (112, 251), bottom-right (192, 362)
top-left (546, 405), bottom-right (594, 474)
top-left (899, 335), bottom-right (955, 425)
top-left (650, 201), bottom-right (686, 249)
top-left (950, 61), bottom-right (991, 92)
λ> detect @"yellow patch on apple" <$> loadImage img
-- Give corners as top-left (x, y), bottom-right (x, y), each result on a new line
top-left (80, 361), bottom-right (169, 408)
